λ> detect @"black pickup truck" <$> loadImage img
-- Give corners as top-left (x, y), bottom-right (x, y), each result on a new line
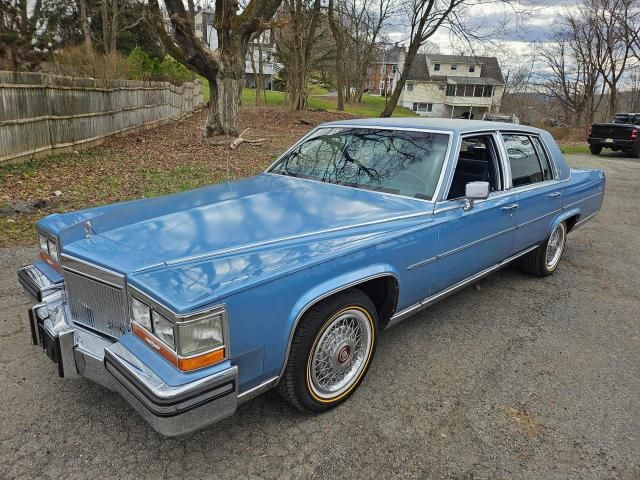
top-left (587, 113), bottom-right (640, 157)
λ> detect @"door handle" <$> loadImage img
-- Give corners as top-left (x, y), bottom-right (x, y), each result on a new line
top-left (548, 191), bottom-right (562, 197)
top-left (501, 204), bottom-right (518, 211)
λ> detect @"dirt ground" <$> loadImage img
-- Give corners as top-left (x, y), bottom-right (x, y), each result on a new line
top-left (0, 148), bottom-right (638, 479)
top-left (0, 107), bottom-right (354, 246)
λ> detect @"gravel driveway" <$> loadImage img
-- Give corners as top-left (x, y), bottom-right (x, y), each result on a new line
top-left (1, 153), bottom-right (638, 479)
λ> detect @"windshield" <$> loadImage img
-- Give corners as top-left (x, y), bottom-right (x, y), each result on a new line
top-left (268, 128), bottom-right (450, 200)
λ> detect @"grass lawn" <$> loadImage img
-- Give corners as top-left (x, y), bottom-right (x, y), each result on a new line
top-left (197, 77), bottom-right (416, 118)
top-left (558, 144), bottom-right (591, 155)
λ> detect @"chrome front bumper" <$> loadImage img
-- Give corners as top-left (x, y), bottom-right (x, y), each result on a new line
top-left (19, 264), bottom-right (239, 437)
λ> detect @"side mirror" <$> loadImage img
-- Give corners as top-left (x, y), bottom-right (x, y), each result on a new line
top-left (463, 181), bottom-right (489, 210)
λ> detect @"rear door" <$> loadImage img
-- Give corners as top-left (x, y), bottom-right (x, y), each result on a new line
top-left (501, 133), bottom-right (564, 254)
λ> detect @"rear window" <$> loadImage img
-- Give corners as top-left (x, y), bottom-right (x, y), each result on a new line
top-left (612, 114), bottom-right (638, 124)
top-left (503, 134), bottom-right (546, 187)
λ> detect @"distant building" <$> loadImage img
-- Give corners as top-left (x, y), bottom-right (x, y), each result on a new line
top-left (397, 54), bottom-right (505, 119)
top-left (366, 44), bottom-right (405, 96)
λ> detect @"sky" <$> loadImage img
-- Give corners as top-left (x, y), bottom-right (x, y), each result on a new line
top-left (384, 0), bottom-right (576, 60)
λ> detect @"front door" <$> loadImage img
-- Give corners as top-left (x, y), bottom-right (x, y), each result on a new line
top-left (430, 133), bottom-right (517, 294)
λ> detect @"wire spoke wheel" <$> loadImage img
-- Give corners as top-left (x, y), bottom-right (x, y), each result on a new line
top-left (545, 223), bottom-right (566, 271)
top-left (308, 308), bottom-right (373, 400)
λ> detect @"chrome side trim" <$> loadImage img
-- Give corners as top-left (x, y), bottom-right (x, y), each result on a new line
top-left (277, 272), bottom-right (399, 381)
top-left (407, 256), bottom-right (438, 270)
top-left (439, 226), bottom-right (516, 259)
top-left (406, 226), bottom-right (517, 271)
top-left (564, 191), bottom-right (603, 209)
top-left (238, 376), bottom-right (279, 403)
top-left (60, 254), bottom-right (125, 288)
top-left (517, 208), bottom-right (562, 229)
top-left (387, 244), bottom-right (540, 328)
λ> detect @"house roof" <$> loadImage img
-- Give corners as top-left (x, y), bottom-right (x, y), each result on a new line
top-left (373, 45), bottom-right (405, 64)
top-left (404, 54), bottom-right (504, 85)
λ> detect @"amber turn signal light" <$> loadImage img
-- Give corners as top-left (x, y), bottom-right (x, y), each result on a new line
top-left (132, 322), bottom-right (225, 371)
top-left (178, 348), bottom-right (225, 371)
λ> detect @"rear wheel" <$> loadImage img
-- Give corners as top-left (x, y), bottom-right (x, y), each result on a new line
top-left (590, 145), bottom-right (602, 155)
top-left (278, 289), bottom-right (378, 413)
top-left (520, 222), bottom-right (567, 277)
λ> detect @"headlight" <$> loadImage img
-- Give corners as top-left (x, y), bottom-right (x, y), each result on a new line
top-left (131, 297), bottom-right (152, 331)
top-left (38, 234), bottom-right (49, 253)
top-left (177, 313), bottom-right (224, 357)
top-left (47, 239), bottom-right (59, 262)
top-left (152, 311), bottom-right (175, 348)
top-left (129, 292), bottom-right (227, 372)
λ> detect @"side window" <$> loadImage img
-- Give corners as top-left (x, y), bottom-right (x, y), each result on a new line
top-left (503, 134), bottom-right (544, 187)
top-left (447, 134), bottom-right (502, 200)
top-left (531, 136), bottom-right (554, 181)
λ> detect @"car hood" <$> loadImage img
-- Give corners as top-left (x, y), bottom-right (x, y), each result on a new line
top-left (82, 173), bottom-right (429, 264)
top-left (41, 174), bottom-right (434, 312)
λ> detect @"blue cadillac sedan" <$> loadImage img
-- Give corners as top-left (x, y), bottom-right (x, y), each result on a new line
top-left (18, 119), bottom-right (605, 436)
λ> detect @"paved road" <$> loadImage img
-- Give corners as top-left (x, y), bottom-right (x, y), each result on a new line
top-left (1, 153), bottom-right (638, 479)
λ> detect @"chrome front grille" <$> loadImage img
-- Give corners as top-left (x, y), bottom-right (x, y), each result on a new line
top-left (63, 269), bottom-right (129, 337)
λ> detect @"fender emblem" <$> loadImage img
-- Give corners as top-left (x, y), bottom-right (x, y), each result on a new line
top-left (84, 221), bottom-right (92, 239)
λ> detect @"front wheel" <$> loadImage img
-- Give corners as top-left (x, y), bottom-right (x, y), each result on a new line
top-left (278, 289), bottom-right (378, 413)
top-left (520, 222), bottom-right (567, 277)
top-left (590, 145), bottom-right (602, 155)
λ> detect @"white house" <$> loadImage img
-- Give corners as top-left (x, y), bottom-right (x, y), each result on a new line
top-left (396, 54), bottom-right (505, 119)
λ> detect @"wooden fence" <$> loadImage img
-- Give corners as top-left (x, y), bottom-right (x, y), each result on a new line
top-left (0, 71), bottom-right (204, 164)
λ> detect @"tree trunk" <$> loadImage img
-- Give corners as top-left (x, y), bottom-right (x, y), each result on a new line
top-left (79, 0), bottom-right (92, 51)
top-left (187, 0), bottom-right (196, 31)
top-left (110, 0), bottom-right (118, 53)
top-left (381, 40), bottom-right (420, 117)
top-left (328, 0), bottom-right (344, 111)
top-left (205, 52), bottom-right (245, 136)
top-left (101, 0), bottom-right (110, 52)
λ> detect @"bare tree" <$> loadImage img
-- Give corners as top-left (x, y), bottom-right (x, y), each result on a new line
top-left (0, 0), bottom-right (44, 69)
top-left (586, 0), bottom-right (634, 116)
top-left (149, 0), bottom-right (283, 136)
top-left (275, 0), bottom-right (323, 110)
top-left (327, 0), bottom-right (346, 110)
top-left (380, 0), bottom-right (461, 117)
top-left (78, 0), bottom-right (92, 51)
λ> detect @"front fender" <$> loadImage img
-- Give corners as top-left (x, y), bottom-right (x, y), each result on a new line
top-left (287, 264), bottom-right (401, 329)
top-left (278, 264), bottom-right (400, 376)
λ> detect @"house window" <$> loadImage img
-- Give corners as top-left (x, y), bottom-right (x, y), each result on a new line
top-left (469, 65), bottom-right (475, 73)
top-left (412, 103), bottom-right (433, 113)
top-left (406, 82), bottom-right (414, 92)
top-left (391, 65), bottom-right (397, 74)
top-left (451, 64), bottom-right (457, 71)
top-left (195, 23), bottom-right (202, 32)
top-left (446, 84), bottom-right (456, 96)
top-left (434, 63), bottom-right (440, 71)
top-left (483, 85), bottom-right (493, 97)
top-left (380, 64), bottom-right (386, 74)
top-left (379, 81), bottom-right (385, 92)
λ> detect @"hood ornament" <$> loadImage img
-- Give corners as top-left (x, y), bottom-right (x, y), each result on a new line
top-left (84, 221), bottom-right (92, 239)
